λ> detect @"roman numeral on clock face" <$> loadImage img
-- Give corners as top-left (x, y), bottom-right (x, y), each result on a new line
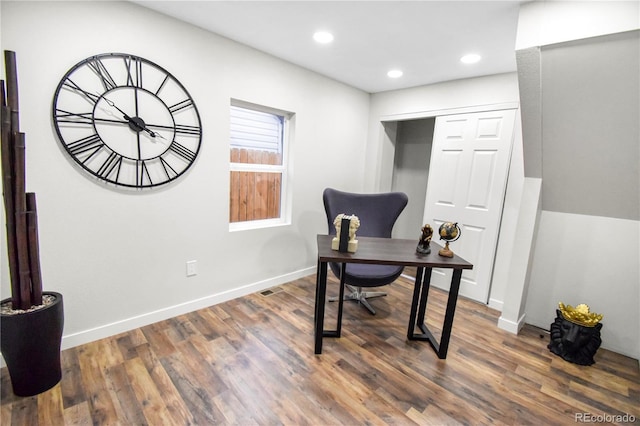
top-left (87, 57), bottom-right (117, 92)
top-left (124, 56), bottom-right (143, 88)
top-left (96, 151), bottom-right (123, 180)
top-left (168, 141), bottom-right (197, 162)
top-left (67, 134), bottom-right (104, 157)
top-left (55, 109), bottom-right (94, 125)
top-left (61, 78), bottom-right (100, 105)
top-left (136, 160), bottom-right (152, 187)
top-left (174, 124), bottom-right (201, 136)
top-left (169, 99), bottom-right (193, 113)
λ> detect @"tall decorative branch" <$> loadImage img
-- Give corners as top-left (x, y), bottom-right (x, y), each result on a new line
top-left (1, 50), bottom-right (43, 310)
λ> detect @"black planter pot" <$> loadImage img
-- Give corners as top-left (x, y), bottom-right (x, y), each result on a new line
top-left (1, 292), bottom-right (64, 397)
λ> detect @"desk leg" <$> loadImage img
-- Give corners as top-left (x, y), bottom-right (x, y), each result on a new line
top-left (407, 267), bottom-right (424, 340)
top-left (336, 263), bottom-right (347, 337)
top-left (408, 267), bottom-right (461, 359)
top-left (314, 260), bottom-right (328, 354)
top-left (417, 267), bottom-right (432, 326)
top-left (438, 268), bottom-right (462, 359)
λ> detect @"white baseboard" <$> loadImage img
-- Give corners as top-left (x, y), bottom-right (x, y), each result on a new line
top-left (401, 273), bottom-right (505, 313)
top-left (400, 272), bottom-right (416, 282)
top-left (60, 266), bottom-right (315, 351)
top-left (498, 313), bottom-right (526, 334)
top-left (488, 298), bottom-right (504, 311)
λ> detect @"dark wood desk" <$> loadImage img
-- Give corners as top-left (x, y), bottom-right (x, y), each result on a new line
top-left (314, 234), bottom-right (473, 358)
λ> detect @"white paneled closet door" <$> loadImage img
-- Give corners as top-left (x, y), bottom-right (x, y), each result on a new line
top-left (423, 109), bottom-right (516, 303)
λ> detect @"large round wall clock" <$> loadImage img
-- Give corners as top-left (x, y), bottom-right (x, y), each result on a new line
top-left (52, 53), bottom-right (202, 188)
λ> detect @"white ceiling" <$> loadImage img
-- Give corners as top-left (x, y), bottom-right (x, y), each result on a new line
top-left (133, 1), bottom-right (526, 93)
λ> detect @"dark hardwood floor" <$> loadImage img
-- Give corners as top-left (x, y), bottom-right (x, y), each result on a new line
top-left (2, 273), bottom-right (639, 425)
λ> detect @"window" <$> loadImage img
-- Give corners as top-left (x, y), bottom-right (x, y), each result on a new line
top-left (229, 101), bottom-right (291, 229)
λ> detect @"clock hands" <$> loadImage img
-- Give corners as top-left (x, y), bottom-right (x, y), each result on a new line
top-left (101, 95), bottom-right (166, 140)
top-left (100, 95), bottom-right (136, 126)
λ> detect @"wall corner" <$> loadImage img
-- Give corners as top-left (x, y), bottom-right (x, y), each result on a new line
top-left (497, 177), bottom-right (542, 334)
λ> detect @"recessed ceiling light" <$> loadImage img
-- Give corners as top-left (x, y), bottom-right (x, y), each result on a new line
top-left (313, 31), bottom-right (334, 44)
top-left (460, 54), bottom-right (482, 64)
top-left (387, 69), bottom-right (403, 78)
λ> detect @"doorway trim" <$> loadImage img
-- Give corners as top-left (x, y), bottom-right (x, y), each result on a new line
top-left (378, 101), bottom-right (520, 306)
top-left (380, 102), bottom-right (519, 123)
top-left (378, 101), bottom-right (519, 194)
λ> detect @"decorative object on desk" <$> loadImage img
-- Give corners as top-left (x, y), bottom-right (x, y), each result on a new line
top-left (416, 224), bottom-right (433, 255)
top-left (331, 214), bottom-right (360, 253)
top-left (548, 302), bottom-right (603, 366)
top-left (438, 222), bottom-right (461, 257)
top-left (1, 50), bottom-right (65, 396)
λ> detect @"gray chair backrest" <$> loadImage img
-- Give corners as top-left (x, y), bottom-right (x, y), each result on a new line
top-left (323, 188), bottom-right (408, 238)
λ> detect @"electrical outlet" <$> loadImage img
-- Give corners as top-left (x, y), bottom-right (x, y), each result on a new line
top-left (186, 260), bottom-right (197, 277)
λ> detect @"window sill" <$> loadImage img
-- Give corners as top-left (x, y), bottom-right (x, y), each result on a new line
top-left (229, 218), bottom-right (291, 232)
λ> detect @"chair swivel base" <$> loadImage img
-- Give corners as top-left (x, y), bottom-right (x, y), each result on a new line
top-left (329, 285), bottom-right (387, 315)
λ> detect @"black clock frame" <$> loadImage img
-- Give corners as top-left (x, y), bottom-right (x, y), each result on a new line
top-left (52, 53), bottom-right (202, 188)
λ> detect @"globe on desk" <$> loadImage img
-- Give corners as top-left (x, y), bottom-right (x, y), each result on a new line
top-left (438, 222), bottom-right (461, 258)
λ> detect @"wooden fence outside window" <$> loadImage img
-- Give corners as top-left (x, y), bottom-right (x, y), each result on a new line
top-left (230, 148), bottom-right (282, 223)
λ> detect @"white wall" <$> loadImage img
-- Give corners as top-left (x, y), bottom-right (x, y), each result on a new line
top-left (516, 0), bottom-right (640, 50)
top-left (517, 1), bottom-right (640, 359)
top-left (0, 1), bottom-right (370, 349)
top-left (526, 212), bottom-right (639, 357)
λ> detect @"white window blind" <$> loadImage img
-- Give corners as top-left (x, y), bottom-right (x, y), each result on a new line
top-left (230, 106), bottom-right (283, 153)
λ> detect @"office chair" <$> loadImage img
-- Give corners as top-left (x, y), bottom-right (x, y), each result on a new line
top-left (323, 188), bottom-right (408, 314)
